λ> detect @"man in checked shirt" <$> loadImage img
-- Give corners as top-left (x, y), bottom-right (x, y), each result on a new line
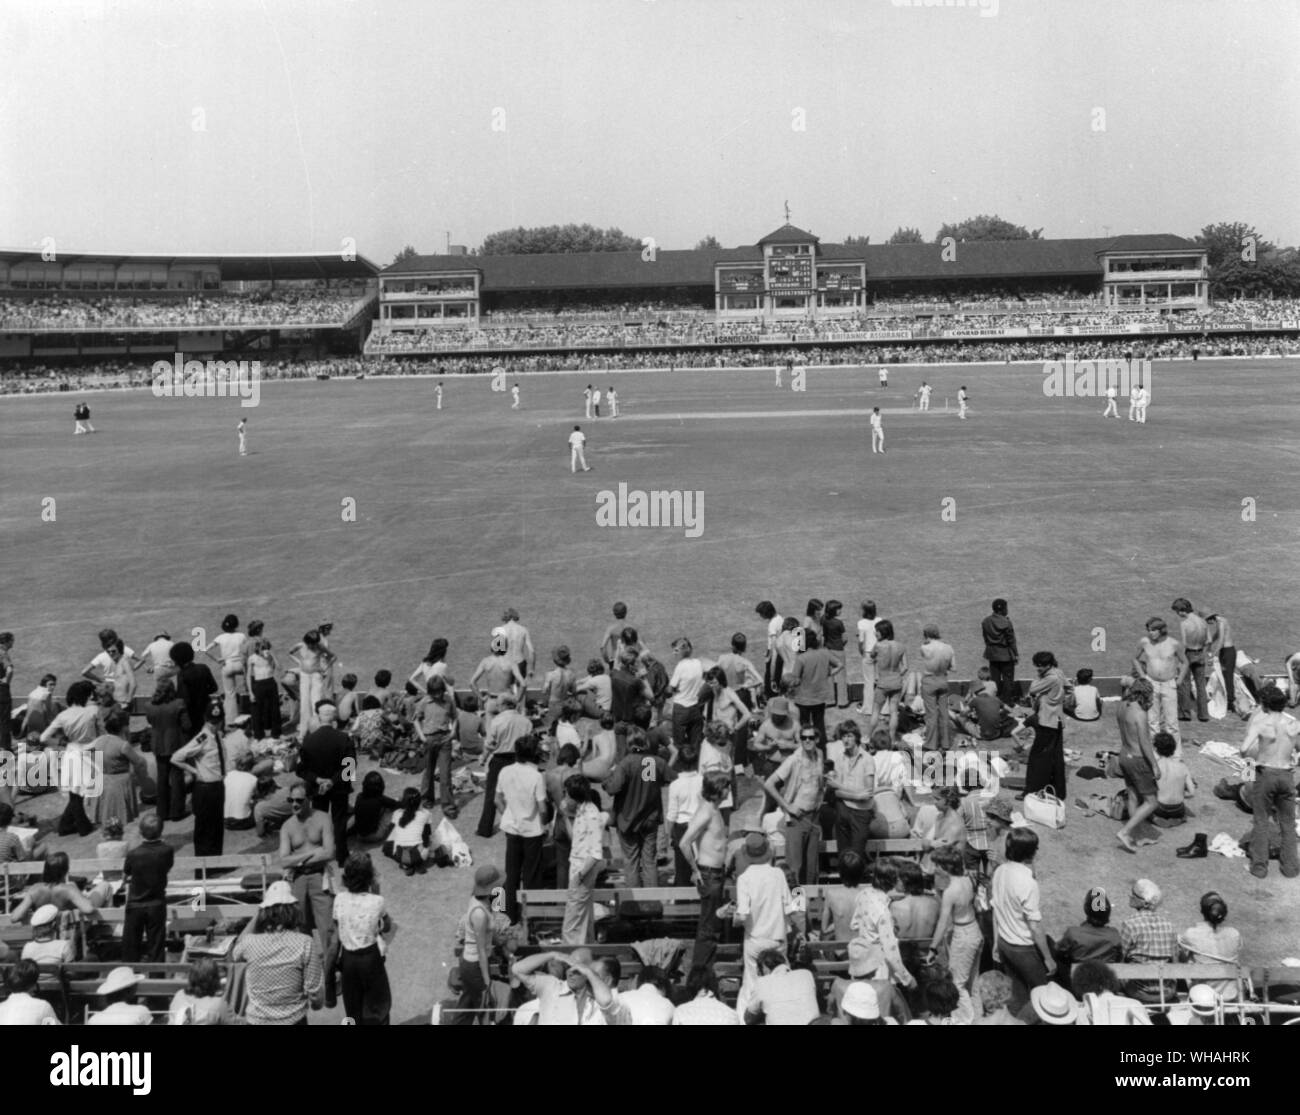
top-left (1120, 878), bottom-right (1177, 1003)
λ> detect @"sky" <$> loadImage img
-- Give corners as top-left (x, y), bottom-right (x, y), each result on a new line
top-left (2, 0), bottom-right (1297, 265)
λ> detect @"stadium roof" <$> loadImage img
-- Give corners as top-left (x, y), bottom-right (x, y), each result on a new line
top-left (757, 223), bottom-right (820, 245)
top-left (385, 234), bottom-right (1201, 291)
top-left (0, 250), bottom-right (380, 280)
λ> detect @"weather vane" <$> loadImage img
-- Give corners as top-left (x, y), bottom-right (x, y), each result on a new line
top-left (784, 200), bottom-right (791, 224)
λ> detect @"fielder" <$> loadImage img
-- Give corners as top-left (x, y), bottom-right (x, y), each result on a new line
top-left (237, 417), bottom-right (247, 456)
top-left (958, 386), bottom-right (968, 420)
top-left (1135, 384), bottom-right (1150, 424)
top-left (592, 387), bottom-right (601, 417)
top-left (1102, 385), bottom-right (1118, 418)
top-left (608, 387), bottom-right (619, 418)
top-left (435, 382), bottom-right (443, 410)
top-left (511, 383), bottom-right (520, 410)
top-left (870, 407), bottom-right (885, 454)
top-left (878, 366), bottom-right (888, 388)
top-left (917, 382), bottom-right (932, 412)
top-left (1128, 384), bottom-right (1140, 420)
top-left (584, 385), bottom-right (593, 418)
top-left (569, 425), bottom-right (590, 473)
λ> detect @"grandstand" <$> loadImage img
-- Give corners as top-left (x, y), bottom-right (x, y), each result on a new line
top-left (0, 250), bottom-right (380, 365)
top-left (359, 225), bottom-right (1300, 359)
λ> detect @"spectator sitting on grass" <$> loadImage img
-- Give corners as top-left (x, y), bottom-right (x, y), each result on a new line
top-left (350, 771), bottom-right (399, 843)
top-left (1153, 731), bottom-right (1196, 826)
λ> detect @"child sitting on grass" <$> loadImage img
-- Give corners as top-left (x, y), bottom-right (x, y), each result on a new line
top-left (1065, 668), bottom-right (1102, 722)
top-left (383, 787), bottom-right (433, 876)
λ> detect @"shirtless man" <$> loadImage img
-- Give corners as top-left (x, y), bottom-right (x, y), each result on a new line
top-left (1132, 618), bottom-right (1187, 755)
top-left (1239, 687), bottom-right (1300, 878)
top-left (680, 771), bottom-right (731, 977)
top-left (1115, 679), bottom-right (1160, 854)
top-left (279, 780), bottom-right (339, 1003)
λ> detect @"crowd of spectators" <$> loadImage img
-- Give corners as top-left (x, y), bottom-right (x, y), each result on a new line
top-left (2, 590), bottom-right (1289, 1027)
top-left (0, 289), bottom-right (370, 330)
top-left (5, 328), bottom-right (1300, 397)
top-left (364, 299), bottom-right (1300, 356)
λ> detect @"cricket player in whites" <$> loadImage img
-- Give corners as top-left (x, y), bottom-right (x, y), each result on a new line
top-left (1102, 384), bottom-right (1119, 418)
top-left (237, 417), bottom-right (248, 456)
top-left (916, 382), bottom-right (932, 412)
top-left (870, 407), bottom-right (885, 454)
top-left (1135, 383), bottom-right (1150, 424)
top-left (511, 383), bottom-right (521, 410)
top-left (1128, 383), bottom-right (1140, 421)
top-left (608, 387), bottom-right (619, 418)
top-left (878, 367), bottom-right (888, 389)
top-left (958, 386), bottom-right (969, 420)
top-left (569, 425), bottom-right (591, 473)
top-left (435, 382), bottom-right (443, 410)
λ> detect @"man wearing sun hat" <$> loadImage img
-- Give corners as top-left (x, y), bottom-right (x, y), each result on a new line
top-left (21, 905), bottom-right (74, 965)
top-left (726, 832), bottom-right (794, 1014)
top-left (87, 966), bottom-right (152, 1026)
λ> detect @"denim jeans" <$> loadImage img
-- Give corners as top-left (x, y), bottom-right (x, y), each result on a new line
top-left (618, 828), bottom-right (659, 888)
top-left (420, 735), bottom-right (453, 810)
top-left (690, 865), bottom-right (727, 976)
top-left (921, 676), bottom-right (952, 751)
top-left (1178, 652), bottom-right (1209, 719)
top-left (998, 939), bottom-right (1048, 1015)
top-left (784, 812), bottom-right (821, 886)
top-left (1251, 768), bottom-right (1299, 876)
top-left (833, 801), bottom-right (872, 860)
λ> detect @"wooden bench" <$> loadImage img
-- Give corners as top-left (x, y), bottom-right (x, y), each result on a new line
top-left (821, 838), bottom-right (924, 864)
top-left (3, 854), bottom-right (278, 912)
top-left (519, 886), bottom-right (712, 940)
top-left (59, 960), bottom-right (248, 1023)
top-left (1108, 962), bottom-right (1251, 1010)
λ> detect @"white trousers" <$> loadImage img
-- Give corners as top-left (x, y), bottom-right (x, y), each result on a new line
top-left (571, 447), bottom-right (588, 472)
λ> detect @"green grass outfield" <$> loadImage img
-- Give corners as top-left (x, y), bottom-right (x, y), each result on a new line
top-left (1, 356), bottom-right (1297, 1022)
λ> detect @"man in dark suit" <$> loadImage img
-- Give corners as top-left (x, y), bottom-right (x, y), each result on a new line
top-left (298, 699), bottom-right (356, 865)
top-left (981, 599), bottom-right (1020, 705)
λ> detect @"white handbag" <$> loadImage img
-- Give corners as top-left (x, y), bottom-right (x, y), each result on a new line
top-left (1023, 786), bottom-right (1066, 829)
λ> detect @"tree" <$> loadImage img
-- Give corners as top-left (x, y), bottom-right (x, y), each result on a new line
top-left (934, 215), bottom-right (1042, 243)
top-left (1195, 221), bottom-right (1275, 272)
top-left (842, 235), bottom-right (871, 250)
top-left (694, 235), bottom-right (722, 250)
top-left (476, 224), bottom-right (642, 255)
top-left (391, 245), bottom-right (419, 265)
top-left (886, 227), bottom-right (924, 245)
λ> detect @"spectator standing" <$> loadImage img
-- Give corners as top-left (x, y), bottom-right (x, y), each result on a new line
top-left (1204, 612), bottom-right (1238, 715)
top-left (604, 728), bottom-right (674, 887)
top-left (1172, 598), bottom-right (1210, 722)
top-left (990, 828), bottom-right (1056, 1013)
top-left (1132, 617), bottom-right (1188, 755)
top-left (1239, 687), bottom-right (1299, 878)
top-left (981, 599), bottom-right (1019, 704)
top-left (169, 701), bottom-right (228, 855)
top-left (918, 624), bottom-right (956, 752)
top-left (298, 700), bottom-right (356, 863)
top-left (476, 694), bottom-right (532, 838)
top-left (333, 852), bottom-right (392, 1025)
top-left (233, 881), bottom-right (325, 1026)
top-left (788, 629), bottom-right (833, 743)
top-left (1023, 651), bottom-right (1067, 799)
top-left (763, 727), bottom-right (824, 886)
top-left (145, 679), bottom-right (187, 822)
top-left (122, 812), bottom-right (174, 963)
top-left (496, 735), bottom-right (547, 925)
